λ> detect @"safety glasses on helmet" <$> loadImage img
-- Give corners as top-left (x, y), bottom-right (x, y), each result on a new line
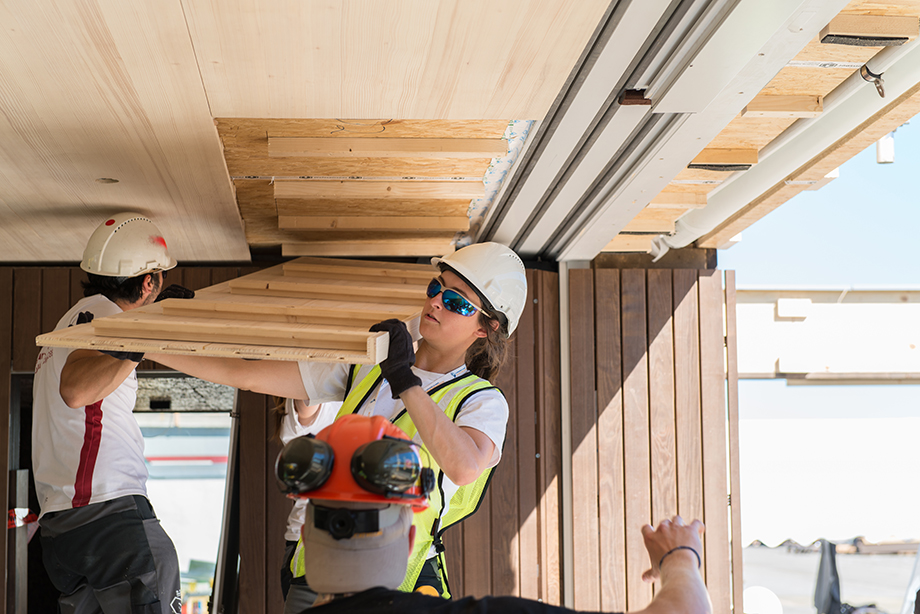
top-left (276, 432), bottom-right (434, 504)
top-left (426, 278), bottom-right (490, 318)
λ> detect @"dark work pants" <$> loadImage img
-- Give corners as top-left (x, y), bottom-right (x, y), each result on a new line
top-left (40, 495), bottom-right (181, 614)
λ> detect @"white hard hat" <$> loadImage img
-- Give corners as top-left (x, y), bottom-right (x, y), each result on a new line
top-left (80, 212), bottom-right (177, 278)
top-left (431, 242), bottom-right (527, 335)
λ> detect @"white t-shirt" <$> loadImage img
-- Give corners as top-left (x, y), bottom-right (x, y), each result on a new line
top-left (32, 295), bottom-right (148, 519)
top-left (279, 399), bottom-right (340, 542)
top-left (297, 361), bottom-right (508, 557)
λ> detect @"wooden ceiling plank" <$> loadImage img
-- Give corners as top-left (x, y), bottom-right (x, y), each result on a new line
top-left (277, 199), bottom-right (471, 217)
top-left (649, 192), bottom-right (707, 209)
top-left (216, 118), bottom-right (510, 140)
top-left (267, 137), bottom-right (508, 159)
top-left (283, 238), bottom-right (455, 258)
top-left (741, 94), bottom-right (824, 118)
top-left (820, 14), bottom-right (918, 42)
top-left (277, 215), bottom-right (470, 232)
top-left (274, 180), bottom-right (484, 200)
top-left (223, 151), bottom-right (492, 178)
top-left (285, 256), bottom-right (431, 273)
top-left (690, 148), bottom-right (759, 165)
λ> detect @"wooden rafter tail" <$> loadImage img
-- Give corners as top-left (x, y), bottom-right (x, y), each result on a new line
top-left (277, 214), bottom-right (470, 232)
top-left (649, 192), bottom-right (707, 209)
top-left (267, 136), bottom-right (508, 159)
top-left (274, 180), bottom-right (485, 201)
top-left (689, 148), bottom-right (758, 166)
top-left (820, 14), bottom-right (919, 46)
top-left (741, 94), bottom-right (823, 118)
top-left (602, 235), bottom-right (653, 253)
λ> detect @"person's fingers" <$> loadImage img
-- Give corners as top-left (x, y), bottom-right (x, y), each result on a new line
top-left (691, 519), bottom-right (706, 536)
top-left (673, 515), bottom-right (685, 526)
top-left (642, 568), bottom-right (658, 583)
top-left (641, 524), bottom-right (655, 538)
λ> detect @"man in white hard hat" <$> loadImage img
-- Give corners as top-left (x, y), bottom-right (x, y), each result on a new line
top-left (33, 213), bottom-right (192, 614)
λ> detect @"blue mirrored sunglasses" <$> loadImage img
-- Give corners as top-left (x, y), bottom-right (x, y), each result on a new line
top-left (426, 278), bottom-right (487, 317)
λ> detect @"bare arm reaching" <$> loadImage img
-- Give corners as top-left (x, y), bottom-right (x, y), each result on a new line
top-left (60, 350), bottom-right (140, 408)
top-left (147, 353), bottom-right (309, 400)
top-left (632, 516), bottom-right (712, 614)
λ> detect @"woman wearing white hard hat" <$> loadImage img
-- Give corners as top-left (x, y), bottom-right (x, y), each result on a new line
top-left (149, 242), bottom-right (527, 600)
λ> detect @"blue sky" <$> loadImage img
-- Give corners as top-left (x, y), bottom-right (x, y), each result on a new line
top-left (719, 119), bottom-right (920, 288)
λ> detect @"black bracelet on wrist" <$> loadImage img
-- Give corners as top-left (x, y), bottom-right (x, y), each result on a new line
top-left (659, 545), bottom-right (701, 570)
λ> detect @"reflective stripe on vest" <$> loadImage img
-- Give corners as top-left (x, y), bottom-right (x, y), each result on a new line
top-left (290, 364), bottom-right (499, 599)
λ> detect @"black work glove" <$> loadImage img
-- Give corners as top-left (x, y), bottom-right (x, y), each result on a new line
top-left (369, 319), bottom-right (421, 399)
top-left (155, 284), bottom-right (195, 302)
top-left (75, 311), bottom-right (94, 325)
top-left (74, 311), bottom-right (144, 362)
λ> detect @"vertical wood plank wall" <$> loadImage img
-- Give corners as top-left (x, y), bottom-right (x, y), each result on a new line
top-left (443, 269), bottom-right (563, 603)
top-left (567, 268), bottom-right (741, 613)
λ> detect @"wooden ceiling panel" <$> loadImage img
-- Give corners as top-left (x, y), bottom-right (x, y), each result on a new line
top-left (0, 0), bottom-right (249, 263)
top-left (705, 115), bottom-right (799, 150)
top-left (183, 0), bottom-right (612, 120)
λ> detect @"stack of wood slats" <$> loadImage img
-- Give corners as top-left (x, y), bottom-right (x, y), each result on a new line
top-left (35, 257), bottom-right (432, 364)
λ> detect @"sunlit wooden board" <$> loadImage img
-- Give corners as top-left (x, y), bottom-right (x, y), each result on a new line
top-left (183, 0), bottom-right (612, 119)
top-left (602, 235), bottom-right (652, 253)
top-left (35, 257), bottom-right (428, 363)
top-left (282, 238), bottom-right (456, 258)
top-left (36, 324), bottom-right (385, 364)
top-left (0, 0), bottom-right (248, 263)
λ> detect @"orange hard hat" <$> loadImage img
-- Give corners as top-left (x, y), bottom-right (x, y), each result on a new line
top-left (275, 414), bottom-right (432, 512)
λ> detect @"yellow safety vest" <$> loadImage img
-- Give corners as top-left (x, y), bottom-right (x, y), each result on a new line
top-left (291, 364), bottom-right (501, 598)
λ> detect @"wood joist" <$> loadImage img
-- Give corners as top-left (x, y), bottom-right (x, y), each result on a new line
top-left (611, 0), bottom-right (920, 254)
top-left (217, 118), bottom-right (511, 257)
top-left (35, 257), bottom-right (431, 363)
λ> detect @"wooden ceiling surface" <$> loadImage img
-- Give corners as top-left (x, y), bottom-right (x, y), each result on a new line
top-left (0, 0), bottom-right (249, 263)
top-left (606, 0), bottom-right (920, 253)
top-left (183, 0), bottom-right (612, 120)
top-left (0, 1), bottom-right (605, 263)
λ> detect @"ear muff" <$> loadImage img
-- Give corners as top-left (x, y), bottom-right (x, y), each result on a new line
top-left (276, 435), bottom-right (335, 494)
top-left (351, 438), bottom-right (424, 495)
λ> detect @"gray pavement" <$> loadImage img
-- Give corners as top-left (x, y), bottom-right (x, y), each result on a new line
top-left (743, 547), bottom-right (917, 614)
